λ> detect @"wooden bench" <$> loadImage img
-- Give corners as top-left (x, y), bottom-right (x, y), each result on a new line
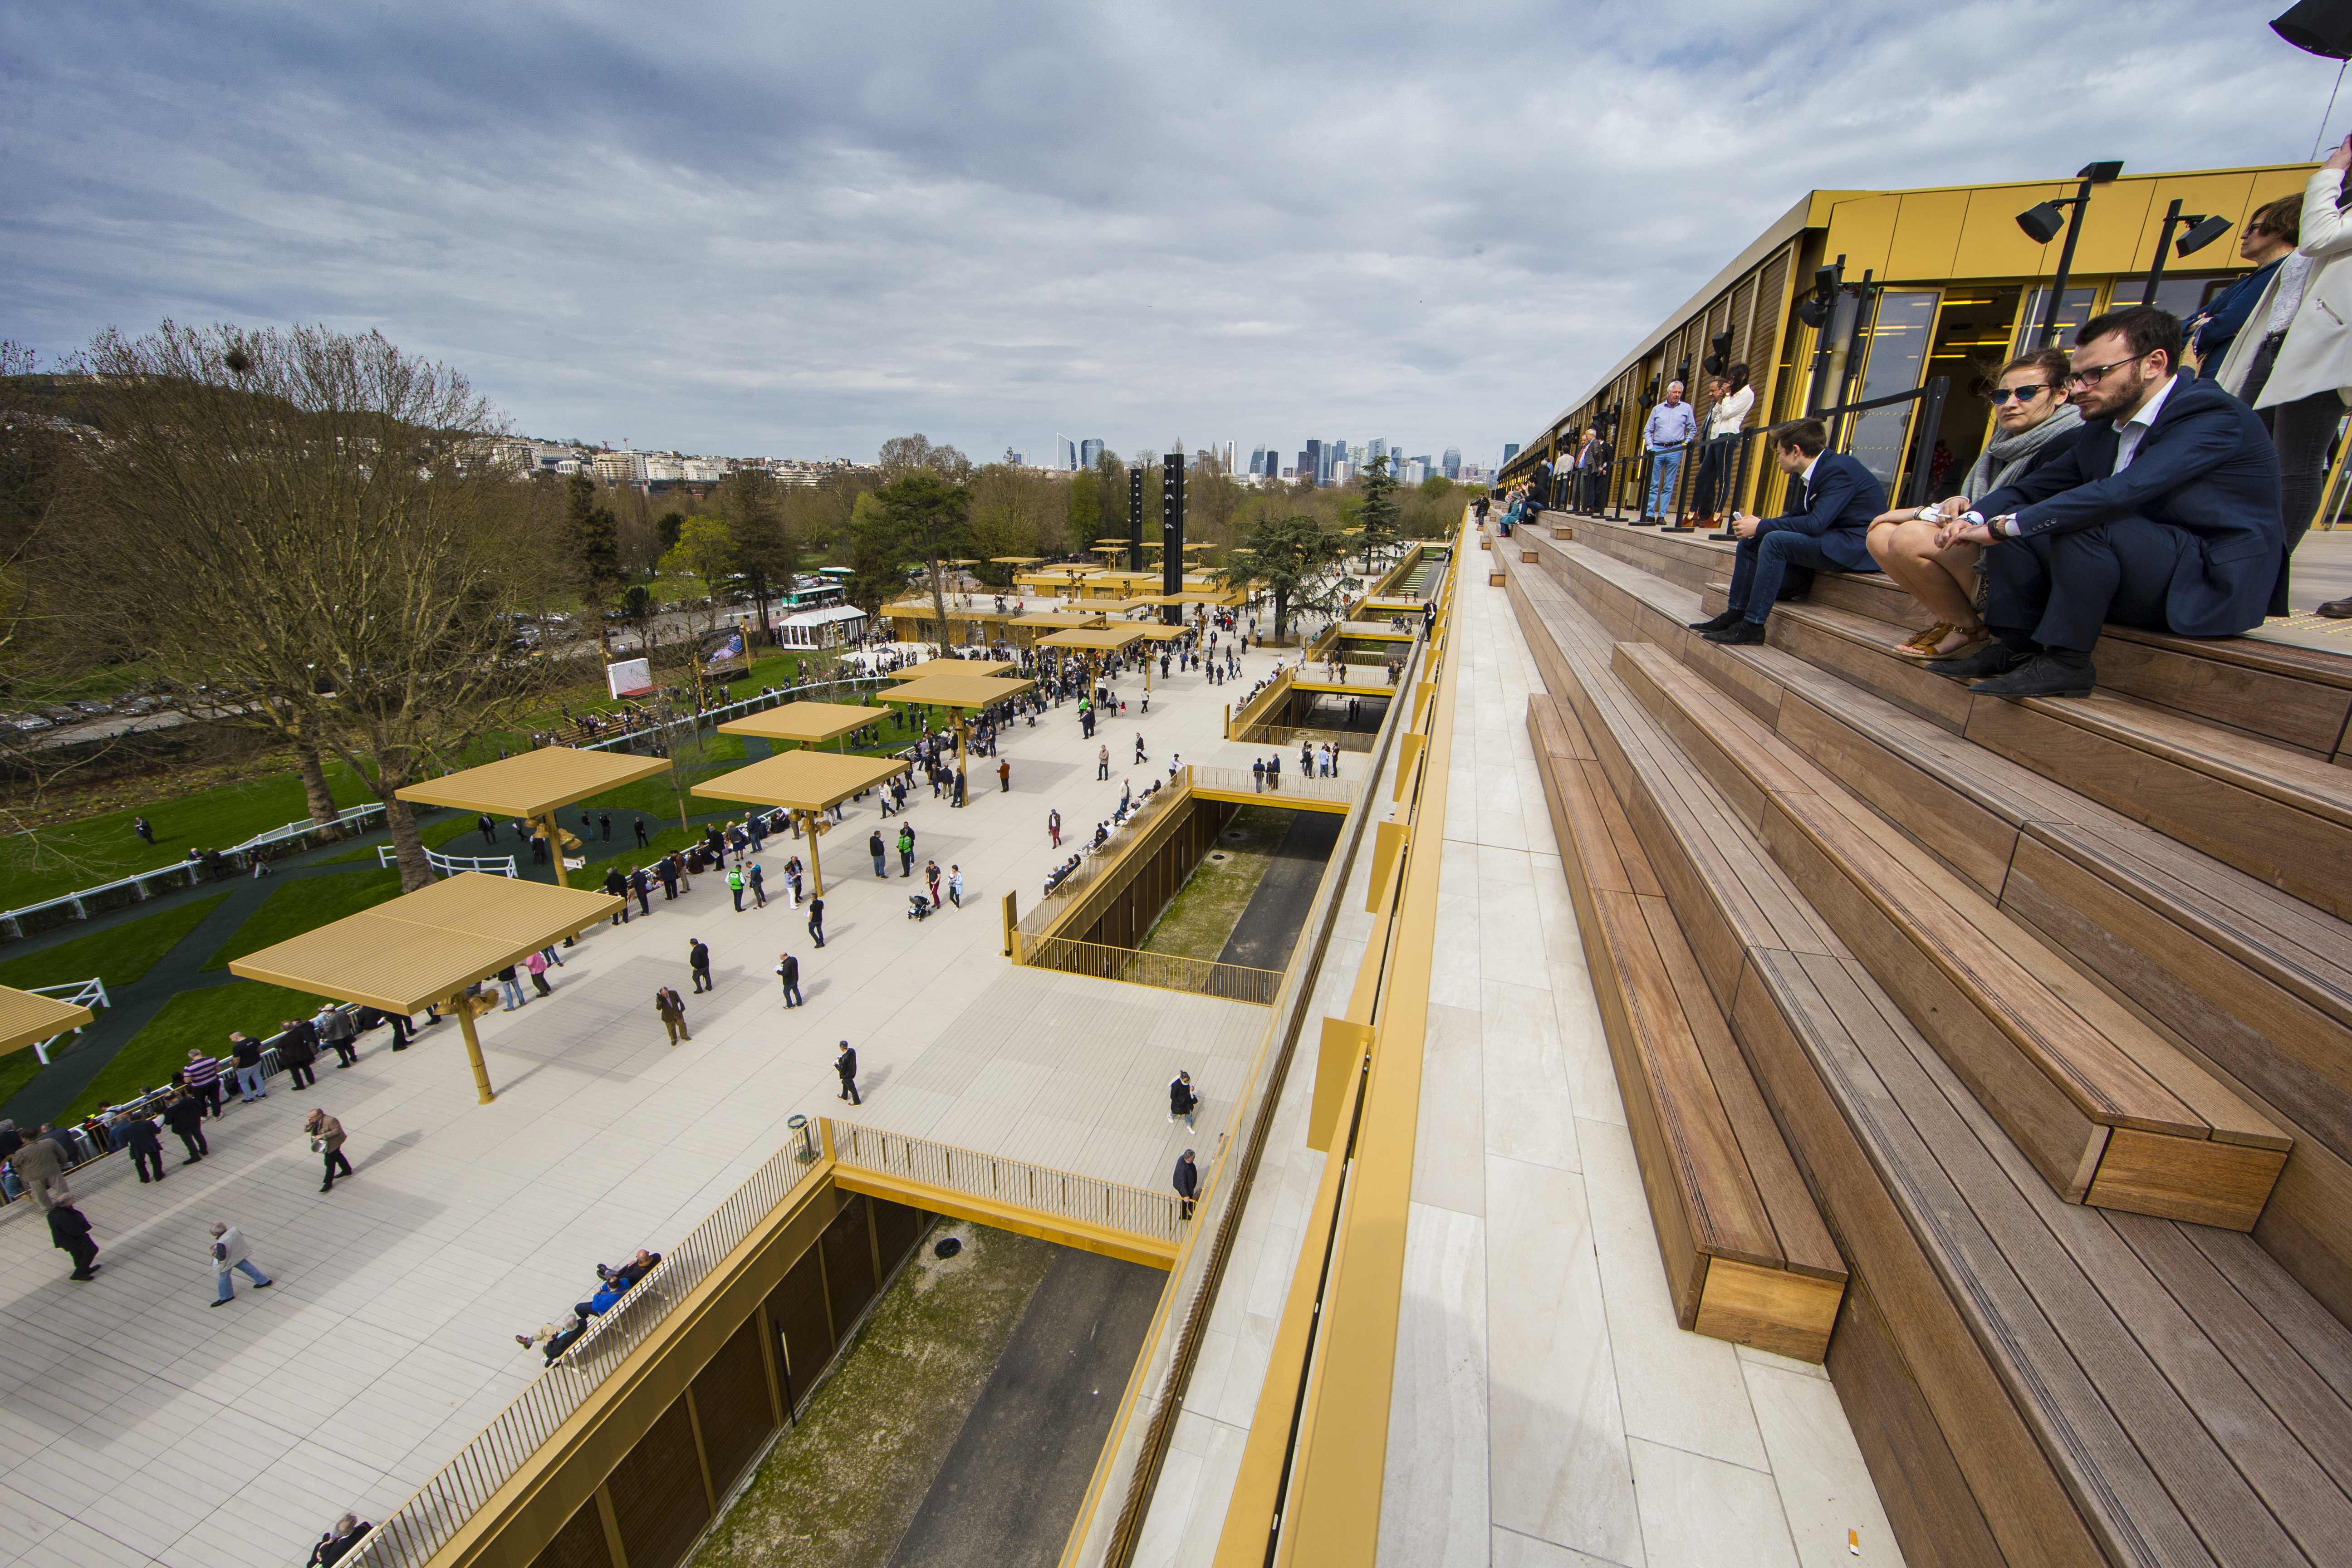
top-left (1528, 692), bottom-right (1846, 1360)
top-left (1519, 526), bottom-right (2352, 1319)
top-left (1500, 552), bottom-right (2352, 1568)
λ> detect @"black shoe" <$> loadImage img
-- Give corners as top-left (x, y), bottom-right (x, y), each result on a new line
top-left (1702, 619), bottom-right (1766, 645)
top-left (2321, 597), bottom-right (2352, 619)
top-left (1687, 611), bottom-right (1740, 633)
top-left (1970, 654), bottom-right (2094, 699)
top-left (1630, 516), bottom-right (1661, 528)
top-left (1924, 644), bottom-right (2026, 681)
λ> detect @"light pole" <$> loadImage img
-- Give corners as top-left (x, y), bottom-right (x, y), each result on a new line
top-left (2017, 160), bottom-right (2124, 347)
top-left (2140, 198), bottom-right (2234, 306)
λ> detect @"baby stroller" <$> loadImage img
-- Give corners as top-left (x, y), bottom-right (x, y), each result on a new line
top-left (907, 893), bottom-right (934, 921)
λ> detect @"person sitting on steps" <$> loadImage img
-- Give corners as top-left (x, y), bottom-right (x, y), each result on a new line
top-left (1867, 347), bottom-right (2082, 662)
top-left (1687, 419), bottom-right (1886, 647)
top-left (1923, 305), bottom-right (2283, 699)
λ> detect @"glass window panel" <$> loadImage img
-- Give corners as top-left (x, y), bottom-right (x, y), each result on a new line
top-left (2016, 286), bottom-right (2098, 351)
top-left (2107, 274), bottom-right (2232, 323)
top-left (1846, 289), bottom-right (1940, 489)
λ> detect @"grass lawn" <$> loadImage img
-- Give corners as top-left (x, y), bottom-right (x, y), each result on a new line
top-left (1138, 805), bottom-right (1293, 961)
top-left (688, 1222), bottom-right (1049, 1568)
top-left (0, 767), bottom-right (382, 910)
top-left (62, 978), bottom-right (326, 1118)
top-left (0, 892), bottom-right (229, 994)
top-left (202, 869), bottom-right (404, 970)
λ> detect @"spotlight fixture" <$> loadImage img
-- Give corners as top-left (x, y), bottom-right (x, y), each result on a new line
top-left (2177, 214), bottom-right (2233, 255)
top-left (1795, 263), bottom-right (1842, 329)
top-left (2015, 202), bottom-right (2068, 245)
top-left (1703, 330), bottom-right (1734, 376)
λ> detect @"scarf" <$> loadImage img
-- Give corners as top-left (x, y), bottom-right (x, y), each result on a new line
top-left (1962, 402), bottom-right (2082, 499)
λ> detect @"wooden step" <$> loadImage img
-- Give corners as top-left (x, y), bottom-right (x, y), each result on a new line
top-left (1612, 641), bottom-right (2289, 1230)
top-left (1496, 551), bottom-right (2352, 1568)
top-left (1521, 528), bottom-right (2352, 1323)
top-left (1528, 693), bottom-right (1846, 1360)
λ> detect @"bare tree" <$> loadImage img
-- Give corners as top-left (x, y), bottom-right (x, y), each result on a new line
top-left (59, 322), bottom-right (560, 889)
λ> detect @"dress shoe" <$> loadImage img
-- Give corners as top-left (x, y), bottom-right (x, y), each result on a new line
top-left (2320, 597), bottom-right (2352, 619)
top-left (1630, 516), bottom-right (1661, 527)
top-left (1970, 653), bottom-right (2094, 699)
top-left (1925, 643), bottom-right (2026, 681)
top-left (1702, 619), bottom-right (1767, 645)
top-left (1688, 611), bottom-right (1740, 633)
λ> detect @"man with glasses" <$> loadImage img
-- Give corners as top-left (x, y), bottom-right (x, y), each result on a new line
top-left (1925, 306), bottom-right (2282, 698)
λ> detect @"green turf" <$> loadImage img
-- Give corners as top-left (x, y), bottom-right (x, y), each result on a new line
top-left (0, 1050), bottom-right (44, 1115)
top-left (0, 893), bottom-right (229, 994)
top-left (202, 870), bottom-right (404, 970)
top-left (63, 978), bottom-right (326, 1118)
top-left (0, 768), bottom-right (381, 908)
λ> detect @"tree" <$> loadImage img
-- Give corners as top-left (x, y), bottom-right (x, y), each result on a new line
top-left (59, 322), bottom-right (559, 889)
top-left (717, 467), bottom-right (795, 640)
top-left (662, 515), bottom-right (737, 604)
top-left (1218, 514), bottom-right (1348, 644)
top-left (839, 491), bottom-right (906, 617)
top-left (878, 432), bottom-right (972, 484)
top-left (1358, 453), bottom-right (1401, 563)
top-left (656, 510), bottom-right (686, 553)
top-left (565, 472), bottom-right (626, 659)
top-left (874, 470), bottom-right (970, 643)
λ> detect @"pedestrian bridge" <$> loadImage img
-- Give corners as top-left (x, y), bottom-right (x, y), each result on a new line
top-left (1182, 763), bottom-right (1357, 814)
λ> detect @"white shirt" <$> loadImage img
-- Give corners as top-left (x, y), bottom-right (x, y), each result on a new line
top-left (2112, 374), bottom-right (2179, 475)
top-left (1706, 385), bottom-right (1754, 440)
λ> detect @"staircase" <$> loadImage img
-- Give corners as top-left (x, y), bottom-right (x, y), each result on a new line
top-left (1499, 513), bottom-right (2352, 1568)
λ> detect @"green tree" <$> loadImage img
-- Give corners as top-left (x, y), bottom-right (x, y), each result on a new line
top-left (565, 472), bottom-right (626, 658)
top-left (875, 469), bottom-right (971, 642)
top-left (1358, 454), bottom-right (1401, 563)
top-left (656, 510), bottom-right (686, 553)
top-left (1218, 513), bottom-right (1348, 644)
top-left (717, 466), bottom-right (796, 640)
top-left (662, 514), bottom-right (737, 602)
top-left (840, 491), bottom-right (906, 619)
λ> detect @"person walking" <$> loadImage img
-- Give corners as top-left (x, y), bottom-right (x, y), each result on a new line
top-left (134, 814), bottom-right (156, 846)
top-left (278, 1017), bottom-right (320, 1089)
top-left (1098, 743), bottom-right (1110, 781)
top-left (497, 965), bottom-right (527, 1011)
top-left (1048, 808), bottom-right (1062, 849)
top-left (727, 863), bottom-right (745, 911)
top-left (476, 812), bottom-right (494, 846)
top-left (315, 1005), bottom-right (358, 1068)
top-left (775, 951), bottom-right (803, 1008)
top-left (953, 768), bottom-right (966, 806)
top-left (869, 829), bottom-right (887, 878)
top-left (209, 1221), bottom-right (272, 1306)
top-left (807, 895), bottom-right (826, 948)
top-left (631, 866), bottom-right (652, 917)
top-left (304, 1108), bottom-right (353, 1192)
top-left (835, 1041), bottom-right (861, 1105)
top-left (748, 861), bottom-right (768, 908)
top-left (599, 812), bottom-right (613, 843)
top-left (122, 1112), bottom-right (166, 1184)
top-left (1172, 1149), bottom-right (1198, 1222)
top-left (184, 1047), bottom-right (224, 1114)
top-left (9, 1130), bottom-right (69, 1210)
top-left (656, 986), bottom-right (691, 1046)
top-left (925, 859), bottom-right (942, 908)
top-left (228, 1035), bottom-right (269, 1103)
top-left (603, 866), bottom-right (630, 924)
top-left (633, 814), bottom-right (650, 848)
top-left (689, 938), bottom-right (713, 994)
top-left (50, 1202), bottom-right (99, 1281)
top-left (1169, 1070), bottom-right (1198, 1130)
top-left (162, 1089), bottom-right (208, 1163)
top-left (997, 757), bottom-right (1011, 793)
top-left (525, 950), bottom-right (554, 997)
top-left (1134, 732), bottom-right (1147, 764)
top-left (947, 865), bottom-right (963, 909)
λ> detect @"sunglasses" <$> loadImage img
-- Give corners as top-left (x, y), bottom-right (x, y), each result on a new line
top-left (1986, 384), bottom-right (2052, 405)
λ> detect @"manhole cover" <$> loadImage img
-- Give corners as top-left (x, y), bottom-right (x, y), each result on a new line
top-left (1210, 852), bottom-right (1227, 862)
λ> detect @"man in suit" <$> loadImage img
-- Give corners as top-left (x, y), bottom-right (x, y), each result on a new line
top-left (1687, 420), bottom-right (1886, 646)
top-left (1926, 306), bottom-right (2283, 698)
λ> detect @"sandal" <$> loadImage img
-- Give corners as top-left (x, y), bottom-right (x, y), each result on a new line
top-left (1894, 623), bottom-right (1951, 658)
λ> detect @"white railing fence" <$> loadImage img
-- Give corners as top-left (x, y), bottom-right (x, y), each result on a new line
top-left (22, 976), bottom-right (107, 1064)
top-left (379, 845), bottom-right (519, 878)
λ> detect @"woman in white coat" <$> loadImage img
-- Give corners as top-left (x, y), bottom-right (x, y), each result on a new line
top-left (2215, 139), bottom-right (2352, 615)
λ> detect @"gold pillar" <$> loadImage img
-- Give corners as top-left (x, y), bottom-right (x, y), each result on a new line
top-left (455, 990), bottom-right (494, 1103)
top-left (804, 809), bottom-right (824, 897)
top-left (537, 813), bottom-right (567, 887)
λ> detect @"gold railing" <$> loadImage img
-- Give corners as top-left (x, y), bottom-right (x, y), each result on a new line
top-left (353, 1142), bottom-right (828, 1568)
top-left (829, 1122), bottom-right (1189, 1245)
top-left (1182, 763), bottom-right (1361, 808)
top-left (1020, 933), bottom-right (1282, 1005)
top-left (1225, 667), bottom-right (1293, 739)
top-left (1237, 724), bottom-right (1377, 753)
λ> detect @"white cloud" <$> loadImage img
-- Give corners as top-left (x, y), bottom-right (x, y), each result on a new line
top-left (0, 0), bottom-right (2333, 466)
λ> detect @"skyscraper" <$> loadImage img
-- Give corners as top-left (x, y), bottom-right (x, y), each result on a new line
top-left (1059, 437), bottom-right (1078, 471)
top-left (1304, 440), bottom-right (1324, 485)
top-left (1249, 446), bottom-right (1268, 477)
top-left (1080, 438), bottom-right (1104, 470)
top-left (1498, 444), bottom-right (1518, 466)
top-left (1443, 447), bottom-right (1463, 480)
top-left (1368, 438), bottom-right (1386, 471)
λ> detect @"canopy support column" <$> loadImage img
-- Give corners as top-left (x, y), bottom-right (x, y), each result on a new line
top-left (536, 813), bottom-right (567, 887)
top-left (804, 811), bottom-right (825, 897)
top-left (454, 991), bottom-right (495, 1103)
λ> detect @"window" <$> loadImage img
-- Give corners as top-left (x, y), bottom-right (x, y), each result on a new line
top-left (1845, 289), bottom-right (1940, 489)
top-left (2015, 285), bottom-right (2098, 351)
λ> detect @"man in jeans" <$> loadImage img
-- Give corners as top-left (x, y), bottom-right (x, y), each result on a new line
top-left (227, 1034), bottom-right (267, 1102)
top-left (1639, 381), bottom-right (1697, 524)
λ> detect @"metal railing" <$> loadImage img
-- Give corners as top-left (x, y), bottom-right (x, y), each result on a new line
top-left (353, 1141), bottom-right (827, 1568)
top-left (1182, 764), bottom-right (1362, 808)
top-left (828, 1121), bottom-right (1189, 1245)
top-left (22, 976), bottom-right (107, 1064)
top-left (1018, 934), bottom-right (1282, 1005)
top-left (1237, 725), bottom-right (1377, 754)
top-left (378, 845), bottom-right (519, 878)
top-left (1016, 779), bottom-right (1186, 938)
top-left (1225, 668), bottom-right (1293, 739)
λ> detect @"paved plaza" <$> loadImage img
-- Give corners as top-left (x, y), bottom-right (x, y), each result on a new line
top-left (0, 632), bottom-right (1355, 1568)
top-left (1135, 529), bottom-right (1905, 1568)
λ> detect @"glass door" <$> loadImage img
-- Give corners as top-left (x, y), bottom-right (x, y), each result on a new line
top-left (1844, 289), bottom-right (1940, 491)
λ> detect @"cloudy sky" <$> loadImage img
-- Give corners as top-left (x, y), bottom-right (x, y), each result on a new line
top-left (1, 1), bottom-right (2338, 467)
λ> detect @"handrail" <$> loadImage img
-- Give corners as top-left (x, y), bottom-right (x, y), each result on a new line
top-left (1182, 764), bottom-right (1361, 808)
top-left (378, 845), bottom-right (519, 878)
top-left (1235, 725), bottom-right (1376, 754)
top-left (1225, 668), bottom-right (1293, 740)
top-left (829, 1122), bottom-right (1188, 1245)
top-left (353, 1141), bottom-right (828, 1568)
top-left (1018, 934), bottom-right (1282, 1005)
top-left (21, 976), bottom-right (107, 1064)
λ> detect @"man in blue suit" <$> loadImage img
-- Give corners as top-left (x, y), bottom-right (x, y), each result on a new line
top-left (1926, 306), bottom-right (2283, 698)
top-left (1687, 420), bottom-right (1886, 646)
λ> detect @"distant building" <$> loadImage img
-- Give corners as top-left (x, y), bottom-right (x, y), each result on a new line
top-left (1442, 447), bottom-right (1463, 480)
top-left (593, 450), bottom-right (647, 485)
top-left (1496, 445), bottom-right (1516, 468)
top-left (1403, 459), bottom-right (1429, 484)
top-left (1059, 437), bottom-right (1078, 470)
top-left (1080, 438), bottom-right (1104, 469)
top-left (1303, 440), bottom-right (1323, 485)
top-left (1332, 461), bottom-right (1353, 485)
top-left (1367, 439), bottom-right (1386, 471)
top-left (1249, 446), bottom-right (1268, 477)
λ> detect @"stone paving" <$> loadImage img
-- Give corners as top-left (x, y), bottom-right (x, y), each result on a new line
top-left (0, 627), bottom-right (1354, 1568)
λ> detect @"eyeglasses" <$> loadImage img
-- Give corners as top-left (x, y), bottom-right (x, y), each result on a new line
top-left (2062, 352), bottom-right (2148, 389)
top-left (1986, 384), bottom-right (2052, 405)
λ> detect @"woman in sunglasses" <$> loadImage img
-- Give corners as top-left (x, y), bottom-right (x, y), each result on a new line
top-left (1866, 347), bottom-right (2082, 659)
